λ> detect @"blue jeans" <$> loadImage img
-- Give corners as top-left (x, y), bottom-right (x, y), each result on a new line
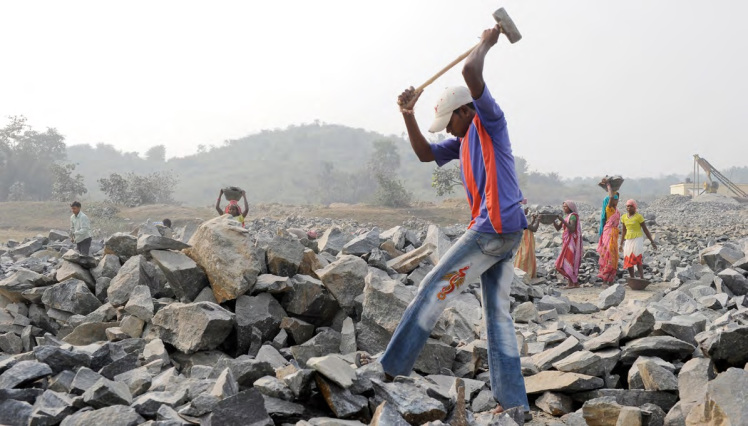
top-left (379, 229), bottom-right (529, 411)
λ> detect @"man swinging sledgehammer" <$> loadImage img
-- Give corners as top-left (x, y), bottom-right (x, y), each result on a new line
top-left (357, 15), bottom-right (532, 422)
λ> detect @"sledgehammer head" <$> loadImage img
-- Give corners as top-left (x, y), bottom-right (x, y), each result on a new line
top-left (493, 8), bottom-right (522, 43)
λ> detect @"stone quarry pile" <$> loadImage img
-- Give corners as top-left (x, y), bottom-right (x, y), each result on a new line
top-left (0, 196), bottom-right (747, 426)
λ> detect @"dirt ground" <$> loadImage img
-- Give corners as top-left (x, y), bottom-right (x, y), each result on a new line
top-left (0, 200), bottom-right (471, 242)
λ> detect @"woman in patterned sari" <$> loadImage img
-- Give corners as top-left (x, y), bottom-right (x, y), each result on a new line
top-left (553, 200), bottom-right (582, 289)
top-left (597, 183), bottom-right (621, 285)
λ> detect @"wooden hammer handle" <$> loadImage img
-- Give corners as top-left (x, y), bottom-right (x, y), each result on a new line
top-left (415, 43), bottom-right (479, 93)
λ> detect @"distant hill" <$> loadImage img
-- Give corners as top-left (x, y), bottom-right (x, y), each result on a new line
top-left (68, 123), bottom-right (438, 206)
top-left (68, 123), bottom-right (739, 207)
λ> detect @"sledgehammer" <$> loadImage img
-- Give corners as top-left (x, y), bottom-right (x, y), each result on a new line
top-left (411, 8), bottom-right (522, 94)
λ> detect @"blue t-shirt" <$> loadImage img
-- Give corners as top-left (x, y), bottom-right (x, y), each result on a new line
top-left (430, 86), bottom-right (526, 234)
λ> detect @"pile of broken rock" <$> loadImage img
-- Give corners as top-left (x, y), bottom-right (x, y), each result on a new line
top-left (0, 208), bottom-right (747, 425)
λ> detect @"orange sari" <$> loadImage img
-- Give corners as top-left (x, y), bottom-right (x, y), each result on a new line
top-left (514, 229), bottom-right (537, 279)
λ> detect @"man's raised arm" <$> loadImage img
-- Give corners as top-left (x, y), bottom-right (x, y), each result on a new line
top-left (398, 87), bottom-right (435, 163)
top-left (462, 25), bottom-right (501, 99)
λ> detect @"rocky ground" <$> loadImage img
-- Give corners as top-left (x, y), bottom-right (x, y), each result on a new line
top-left (0, 194), bottom-right (747, 426)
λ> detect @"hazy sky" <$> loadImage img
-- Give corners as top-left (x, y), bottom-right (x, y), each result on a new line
top-left (2, 1), bottom-right (747, 178)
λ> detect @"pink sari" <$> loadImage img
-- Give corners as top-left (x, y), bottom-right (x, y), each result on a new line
top-left (597, 206), bottom-right (621, 283)
top-left (555, 203), bottom-right (582, 284)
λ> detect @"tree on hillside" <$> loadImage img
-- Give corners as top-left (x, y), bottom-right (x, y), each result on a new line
top-left (98, 171), bottom-right (178, 206)
top-left (367, 139), bottom-right (412, 207)
top-left (145, 145), bottom-right (166, 162)
top-left (51, 163), bottom-right (88, 201)
top-left (431, 156), bottom-right (530, 197)
top-left (432, 165), bottom-right (462, 197)
top-left (0, 116), bottom-right (67, 201)
top-left (315, 161), bottom-right (376, 205)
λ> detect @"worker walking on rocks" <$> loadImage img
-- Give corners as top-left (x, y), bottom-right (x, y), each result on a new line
top-left (215, 189), bottom-right (249, 227)
top-left (69, 201), bottom-right (92, 255)
top-left (597, 182), bottom-right (621, 285)
top-left (620, 199), bottom-right (657, 279)
top-left (359, 25), bottom-right (531, 421)
top-left (553, 201), bottom-right (582, 288)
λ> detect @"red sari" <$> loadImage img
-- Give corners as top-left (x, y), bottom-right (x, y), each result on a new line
top-left (555, 212), bottom-right (582, 284)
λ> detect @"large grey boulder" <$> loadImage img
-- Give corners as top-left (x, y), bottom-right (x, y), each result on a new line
top-left (357, 271), bottom-right (415, 354)
top-left (267, 233), bottom-right (305, 277)
top-left (315, 375), bottom-right (368, 419)
top-left (151, 301), bottom-right (235, 354)
top-left (371, 379), bottom-right (447, 424)
top-left (107, 255), bottom-right (159, 307)
top-left (290, 329), bottom-right (341, 367)
top-left (184, 216), bottom-right (265, 303)
top-left (623, 307), bottom-right (655, 339)
top-left (655, 315), bottom-right (706, 345)
top-left (637, 359), bottom-right (678, 391)
top-left (81, 377), bottom-right (133, 408)
top-left (41, 279), bottom-right (101, 315)
top-left (535, 391), bottom-right (574, 417)
top-left (281, 317), bottom-right (316, 346)
top-left (536, 295), bottom-right (571, 315)
top-left (236, 293), bottom-right (287, 343)
top-left (10, 238), bottom-right (45, 257)
top-left (512, 301), bottom-right (539, 323)
top-left (341, 229), bottom-right (380, 256)
top-left (0, 400), bottom-right (32, 426)
top-left (281, 275), bottom-right (340, 326)
top-left (131, 389), bottom-right (188, 417)
top-left (104, 233), bottom-right (138, 262)
top-left (582, 397), bottom-right (622, 426)
top-left (0, 361), bottom-right (53, 389)
top-left (704, 368), bottom-right (748, 425)
top-left (61, 249), bottom-right (97, 269)
top-left (91, 254), bottom-right (121, 281)
top-left (209, 389), bottom-right (273, 426)
top-left (317, 226), bottom-right (351, 256)
top-left (150, 249), bottom-right (208, 301)
top-left (678, 358), bottom-right (717, 415)
top-left (387, 244), bottom-right (433, 274)
top-left (136, 234), bottom-right (190, 253)
top-left (582, 324), bottom-right (623, 351)
top-left (598, 284), bottom-right (625, 309)
top-left (697, 325), bottom-right (748, 367)
top-left (33, 346), bottom-right (91, 374)
top-left (316, 255), bottom-right (368, 312)
top-left (717, 268), bottom-right (748, 295)
top-left (531, 336), bottom-right (581, 371)
top-left (424, 225), bottom-right (452, 265)
top-left (700, 244), bottom-right (744, 272)
top-left (380, 226), bottom-right (408, 250)
top-left (28, 389), bottom-right (75, 426)
top-left (524, 371), bottom-right (604, 394)
top-left (124, 285), bottom-right (154, 321)
top-left (620, 336), bottom-right (695, 363)
top-left (0, 268), bottom-right (48, 303)
top-left (552, 350), bottom-right (604, 377)
top-left (56, 260), bottom-right (95, 289)
top-left (60, 405), bottom-right (144, 426)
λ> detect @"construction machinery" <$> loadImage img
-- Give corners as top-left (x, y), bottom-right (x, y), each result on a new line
top-left (692, 154), bottom-right (748, 199)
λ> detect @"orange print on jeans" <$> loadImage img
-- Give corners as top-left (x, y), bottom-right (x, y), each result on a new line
top-left (437, 266), bottom-right (470, 300)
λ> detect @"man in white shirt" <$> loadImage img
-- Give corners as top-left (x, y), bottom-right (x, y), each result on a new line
top-left (69, 201), bottom-right (93, 255)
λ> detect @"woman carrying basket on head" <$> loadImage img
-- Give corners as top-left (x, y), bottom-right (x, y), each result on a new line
top-left (597, 182), bottom-right (621, 286)
top-left (216, 188), bottom-right (249, 227)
